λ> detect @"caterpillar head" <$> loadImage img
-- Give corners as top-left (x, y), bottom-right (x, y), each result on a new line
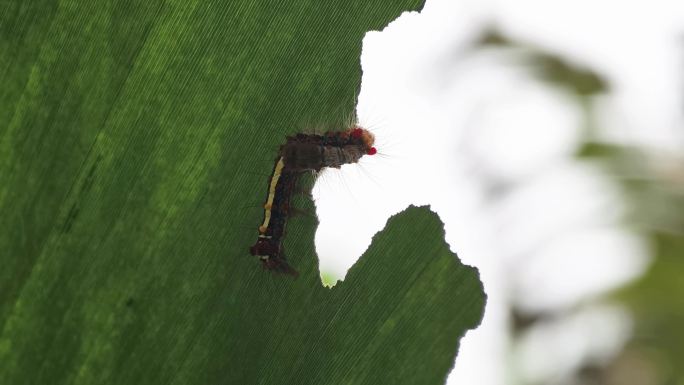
top-left (350, 127), bottom-right (377, 155)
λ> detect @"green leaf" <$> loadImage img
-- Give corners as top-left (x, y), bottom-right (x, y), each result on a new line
top-left (1, 1), bottom-right (485, 384)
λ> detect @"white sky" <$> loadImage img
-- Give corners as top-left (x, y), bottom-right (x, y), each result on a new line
top-left (313, 0), bottom-right (684, 384)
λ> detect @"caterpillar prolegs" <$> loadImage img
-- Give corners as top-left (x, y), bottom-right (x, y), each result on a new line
top-left (249, 127), bottom-right (376, 276)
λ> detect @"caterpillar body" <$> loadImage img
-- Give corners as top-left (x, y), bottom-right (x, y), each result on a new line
top-left (250, 126), bottom-right (376, 276)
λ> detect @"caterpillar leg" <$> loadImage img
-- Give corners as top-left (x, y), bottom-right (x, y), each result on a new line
top-left (260, 255), bottom-right (299, 277)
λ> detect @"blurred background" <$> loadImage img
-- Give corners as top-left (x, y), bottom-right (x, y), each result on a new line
top-left (312, 0), bottom-right (684, 384)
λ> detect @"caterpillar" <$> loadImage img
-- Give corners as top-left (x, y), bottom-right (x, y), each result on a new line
top-left (249, 126), bottom-right (376, 276)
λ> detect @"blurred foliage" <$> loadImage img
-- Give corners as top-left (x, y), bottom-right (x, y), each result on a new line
top-left (590, 147), bottom-right (684, 385)
top-left (479, 28), bottom-right (684, 385)
top-left (574, 137), bottom-right (684, 384)
top-left (478, 29), bottom-right (608, 96)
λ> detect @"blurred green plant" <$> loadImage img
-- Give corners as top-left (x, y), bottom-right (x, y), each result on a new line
top-left (479, 28), bottom-right (684, 385)
top-left (584, 146), bottom-right (684, 385)
top-left (0, 1), bottom-right (485, 384)
top-left (478, 28), bottom-right (607, 96)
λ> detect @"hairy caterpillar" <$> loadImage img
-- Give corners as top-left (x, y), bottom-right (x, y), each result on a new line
top-left (249, 126), bottom-right (376, 276)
